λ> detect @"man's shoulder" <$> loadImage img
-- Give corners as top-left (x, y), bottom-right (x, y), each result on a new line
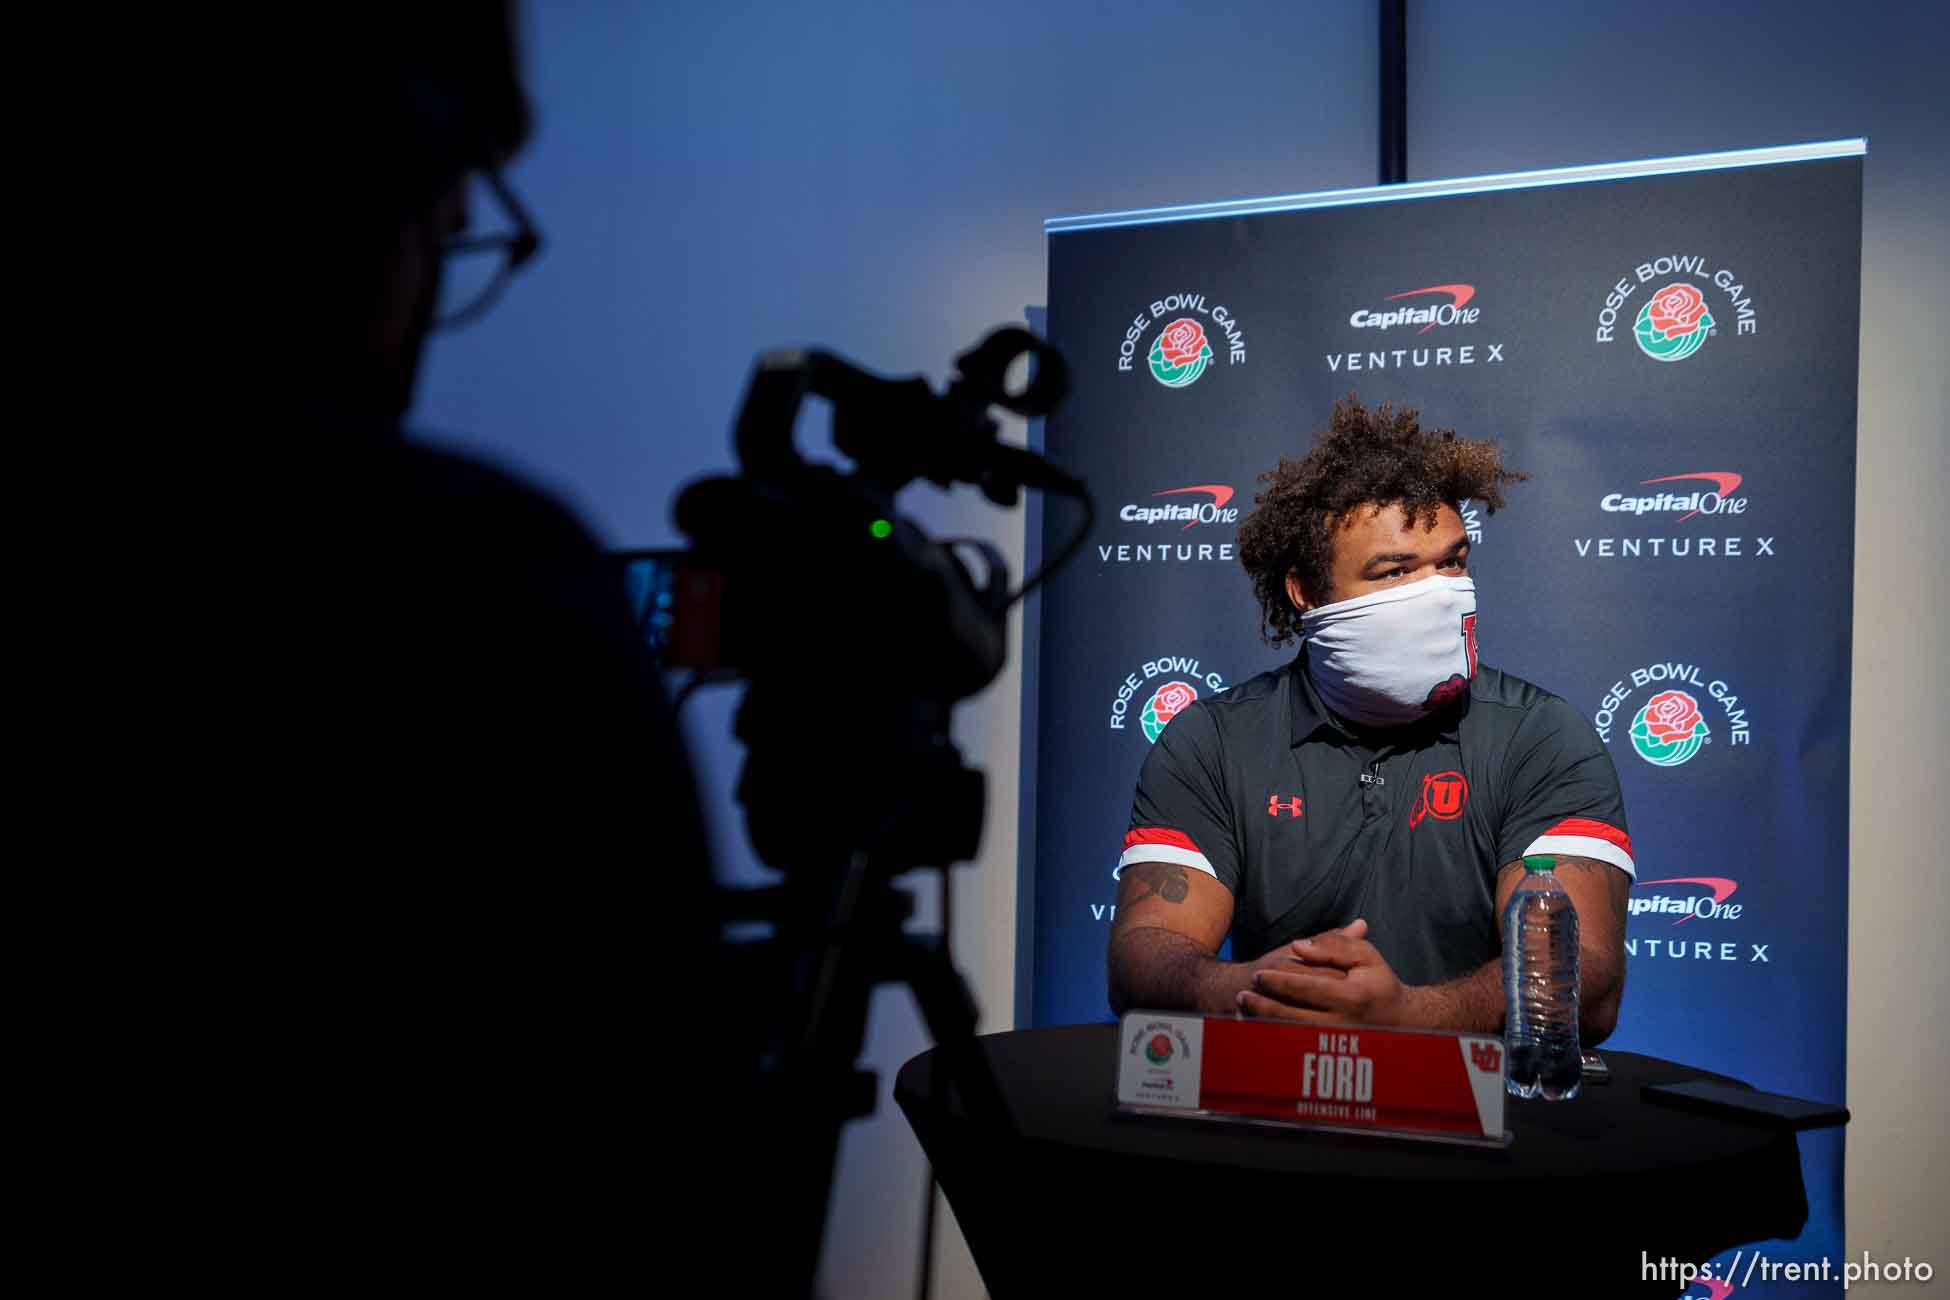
top-left (383, 437), bottom-right (599, 557)
top-left (330, 434), bottom-right (639, 700)
top-left (1467, 665), bottom-right (1585, 736)
top-left (1151, 661), bottom-right (1288, 752)
top-left (1212, 659), bottom-right (1289, 704)
top-left (1196, 661), bottom-right (1291, 724)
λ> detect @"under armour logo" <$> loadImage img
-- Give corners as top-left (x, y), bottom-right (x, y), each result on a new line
top-left (1267, 794), bottom-right (1305, 817)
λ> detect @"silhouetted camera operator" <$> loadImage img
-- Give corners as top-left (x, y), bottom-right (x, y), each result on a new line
top-left (265, 6), bottom-right (709, 1276)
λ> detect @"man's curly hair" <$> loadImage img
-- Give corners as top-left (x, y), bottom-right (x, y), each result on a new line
top-left (1237, 395), bottom-right (1525, 647)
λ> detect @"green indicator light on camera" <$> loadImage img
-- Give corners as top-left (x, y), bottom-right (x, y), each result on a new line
top-left (869, 519), bottom-right (893, 539)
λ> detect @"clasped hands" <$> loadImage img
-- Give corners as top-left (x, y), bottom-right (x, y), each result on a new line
top-left (1234, 918), bottom-right (1425, 1028)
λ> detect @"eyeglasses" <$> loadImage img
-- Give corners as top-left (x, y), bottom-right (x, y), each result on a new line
top-left (433, 166), bottom-right (542, 330)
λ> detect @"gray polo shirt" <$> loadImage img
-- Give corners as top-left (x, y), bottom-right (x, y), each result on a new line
top-left (1120, 652), bottom-right (1633, 987)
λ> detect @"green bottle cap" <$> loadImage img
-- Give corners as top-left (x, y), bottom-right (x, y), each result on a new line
top-left (1522, 854), bottom-right (1555, 874)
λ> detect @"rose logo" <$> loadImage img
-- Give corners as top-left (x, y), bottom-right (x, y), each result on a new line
top-left (1641, 690), bottom-right (1704, 743)
top-left (1148, 317), bottom-right (1214, 388)
top-left (1145, 1033), bottom-right (1173, 1064)
top-left (1629, 688), bottom-right (1711, 767)
top-left (1140, 680), bottom-right (1198, 744)
top-left (1649, 284), bottom-right (1709, 337)
top-left (1633, 282), bottom-right (1716, 362)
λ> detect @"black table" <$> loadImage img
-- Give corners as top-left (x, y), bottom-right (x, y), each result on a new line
top-left (897, 1025), bottom-right (1807, 1297)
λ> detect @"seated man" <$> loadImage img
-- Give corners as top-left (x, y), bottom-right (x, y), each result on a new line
top-left (1107, 397), bottom-right (1632, 1044)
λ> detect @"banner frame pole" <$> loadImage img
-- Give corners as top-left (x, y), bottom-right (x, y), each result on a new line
top-left (1379, 0), bottom-right (1406, 185)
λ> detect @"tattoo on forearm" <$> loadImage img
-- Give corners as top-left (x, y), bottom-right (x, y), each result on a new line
top-left (1125, 862), bottom-right (1190, 905)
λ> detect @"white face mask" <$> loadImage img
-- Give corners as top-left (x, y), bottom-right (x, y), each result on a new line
top-left (1299, 575), bottom-right (1479, 728)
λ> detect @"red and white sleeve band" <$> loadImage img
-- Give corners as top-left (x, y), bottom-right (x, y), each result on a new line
top-left (1116, 827), bottom-right (1217, 880)
top-left (1521, 817), bottom-right (1636, 878)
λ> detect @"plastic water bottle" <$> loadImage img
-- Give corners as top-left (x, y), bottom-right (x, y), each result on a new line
top-left (1502, 854), bottom-right (1581, 1100)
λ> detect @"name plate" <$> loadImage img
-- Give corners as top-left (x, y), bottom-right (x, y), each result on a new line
top-left (1115, 1013), bottom-right (1510, 1146)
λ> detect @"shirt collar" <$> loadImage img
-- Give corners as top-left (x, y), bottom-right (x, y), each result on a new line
top-left (1287, 647), bottom-right (1343, 744)
top-left (1287, 644), bottom-right (1467, 747)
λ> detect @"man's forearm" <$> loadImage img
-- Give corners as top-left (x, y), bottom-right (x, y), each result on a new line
top-left (1406, 952), bottom-right (1620, 1045)
top-left (1400, 959), bottom-right (1504, 1033)
top-left (1577, 943), bottom-right (1622, 1046)
top-left (1108, 925), bottom-right (1253, 1017)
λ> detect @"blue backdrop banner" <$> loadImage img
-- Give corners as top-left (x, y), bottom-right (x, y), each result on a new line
top-left (1024, 141), bottom-right (1862, 1296)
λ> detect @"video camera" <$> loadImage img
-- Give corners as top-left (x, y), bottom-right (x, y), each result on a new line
top-left (628, 326), bottom-right (1089, 874)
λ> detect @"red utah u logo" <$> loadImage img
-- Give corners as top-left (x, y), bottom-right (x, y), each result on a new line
top-left (1470, 1041), bottom-right (1503, 1072)
top-left (1408, 770), bottom-right (1469, 828)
